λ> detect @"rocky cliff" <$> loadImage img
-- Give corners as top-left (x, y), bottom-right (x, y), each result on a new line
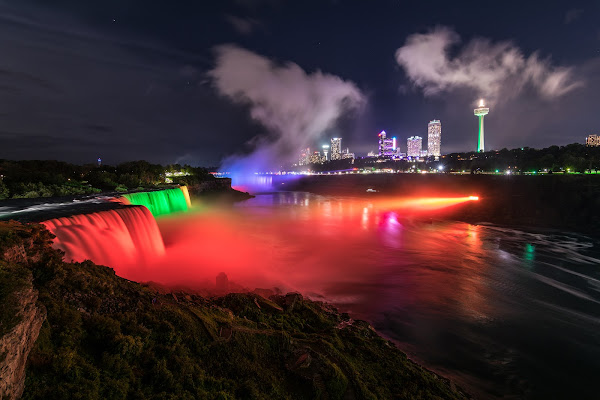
top-left (0, 271), bottom-right (46, 400)
top-left (0, 222), bottom-right (50, 400)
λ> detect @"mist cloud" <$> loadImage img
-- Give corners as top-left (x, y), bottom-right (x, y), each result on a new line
top-left (209, 45), bottom-right (364, 176)
top-left (395, 27), bottom-right (581, 103)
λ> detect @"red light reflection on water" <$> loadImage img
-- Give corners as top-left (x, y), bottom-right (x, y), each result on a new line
top-left (119, 195), bottom-right (489, 319)
top-left (46, 194), bottom-right (490, 325)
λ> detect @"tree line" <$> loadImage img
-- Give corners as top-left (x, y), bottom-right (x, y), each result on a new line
top-left (0, 160), bottom-right (215, 200)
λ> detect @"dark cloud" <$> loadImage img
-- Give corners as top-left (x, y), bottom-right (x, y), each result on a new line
top-left (0, 2), bottom-right (246, 165)
top-left (565, 8), bottom-right (583, 24)
top-left (225, 14), bottom-right (262, 35)
top-left (83, 124), bottom-right (113, 133)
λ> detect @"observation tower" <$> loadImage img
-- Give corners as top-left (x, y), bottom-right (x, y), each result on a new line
top-left (474, 99), bottom-right (489, 152)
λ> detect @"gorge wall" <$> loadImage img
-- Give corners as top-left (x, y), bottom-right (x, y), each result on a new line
top-left (0, 273), bottom-right (45, 400)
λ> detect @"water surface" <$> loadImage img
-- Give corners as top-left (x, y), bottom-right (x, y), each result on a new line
top-left (162, 192), bottom-right (600, 399)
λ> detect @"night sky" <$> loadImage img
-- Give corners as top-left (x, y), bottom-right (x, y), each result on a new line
top-left (0, 0), bottom-right (598, 166)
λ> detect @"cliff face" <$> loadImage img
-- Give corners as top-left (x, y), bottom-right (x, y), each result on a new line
top-left (189, 177), bottom-right (254, 202)
top-left (189, 177), bottom-right (232, 193)
top-left (0, 274), bottom-right (46, 400)
top-left (0, 222), bottom-right (51, 400)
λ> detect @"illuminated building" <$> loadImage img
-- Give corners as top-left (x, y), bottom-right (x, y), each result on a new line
top-left (427, 120), bottom-right (442, 159)
top-left (97, 157), bottom-right (102, 166)
top-left (322, 144), bottom-right (330, 161)
top-left (474, 99), bottom-right (490, 152)
top-left (586, 134), bottom-right (600, 147)
top-left (299, 147), bottom-right (310, 165)
top-left (331, 138), bottom-right (342, 160)
top-left (378, 131), bottom-right (396, 157)
top-left (309, 151), bottom-right (322, 164)
top-left (407, 136), bottom-right (422, 158)
top-left (341, 148), bottom-right (355, 159)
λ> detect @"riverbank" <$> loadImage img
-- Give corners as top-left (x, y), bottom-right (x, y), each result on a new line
top-left (278, 174), bottom-right (600, 237)
top-left (0, 221), bottom-right (469, 399)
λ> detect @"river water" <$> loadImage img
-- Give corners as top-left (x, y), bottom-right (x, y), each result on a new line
top-left (157, 192), bottom-right (600, 399)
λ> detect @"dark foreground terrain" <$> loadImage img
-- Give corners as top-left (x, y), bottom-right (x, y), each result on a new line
top-left (280, 174), bottom-right (600, 236)
top-left (0, 221), bottom-right (468, 399)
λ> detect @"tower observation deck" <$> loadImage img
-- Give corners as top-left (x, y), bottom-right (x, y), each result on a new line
top-left (474, 99), bottom-right (489, 152)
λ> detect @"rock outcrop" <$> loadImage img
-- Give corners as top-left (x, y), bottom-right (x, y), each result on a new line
top-left (0, 275), bottom-right (46, 400)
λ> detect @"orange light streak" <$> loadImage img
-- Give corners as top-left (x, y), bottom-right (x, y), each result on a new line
top-left (374, 196), bottom-right (479, 212)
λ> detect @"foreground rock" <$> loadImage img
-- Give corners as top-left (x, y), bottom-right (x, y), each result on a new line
top-left (0, 221), bottom-right (469, 399)
top-left (0, 266), bottom-right (46, 400)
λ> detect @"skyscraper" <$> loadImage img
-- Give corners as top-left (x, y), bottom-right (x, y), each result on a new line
top-left (341, 148), bottom-right (355, 159)
top-left (331, 138), bottom-right (342, 160)
top-left (586, 134), bottom-right (600, 147)
top-left (378, 131), bottom-right (396, 156)
top-left (407, 136), bottom-right (422, 158)
top-left (427, 120), bottom-right (442, 159)
top-left (309, 151), bottom-right (322, 164)
top-left (298, 148), bottom-right (310, 165)
top-left (474, 99), bottom-right (490, 152)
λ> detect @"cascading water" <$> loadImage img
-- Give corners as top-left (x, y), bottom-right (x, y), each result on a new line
top-left (121, 187), bottom-right (190, 217)
top-left (179, 186), bottom-right (192, 208)
top-left (42, 206), bottom-right (165, 273)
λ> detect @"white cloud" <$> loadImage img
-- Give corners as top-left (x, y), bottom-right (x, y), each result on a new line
top-left (209, 45), bottom-right (364, 175)
top-left (395, 27), bottom-right (582, 103)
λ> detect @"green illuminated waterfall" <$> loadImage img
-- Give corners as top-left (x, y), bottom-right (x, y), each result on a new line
top-left (122, 187), bottom-right (190, 217)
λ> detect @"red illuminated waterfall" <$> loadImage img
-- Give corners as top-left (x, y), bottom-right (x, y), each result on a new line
top-left (42, 206), bottom-right (165, 273)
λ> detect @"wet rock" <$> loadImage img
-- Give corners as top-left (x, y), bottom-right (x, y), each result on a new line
top-left (293, 352), bottom-right (312, 369)
top-left (218, 325), bottom-right (233, 341)
top-left (253, 288), bottom-right (275, 299)
top-left (351, 320), bottom-right (377, 338)
top-left (257, 298), bottom-right (283, 313)
top-left (286, 349), bottom-right (314, 372)
top-left (216, 272), bottom-right (229, 293)
top-left (283, 292), bottom-right (303, 312)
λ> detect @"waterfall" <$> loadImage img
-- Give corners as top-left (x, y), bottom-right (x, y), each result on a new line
top-left (121, 187), bottom-right (191, 217)
top-left (42, 206), bottom-right (165, 271)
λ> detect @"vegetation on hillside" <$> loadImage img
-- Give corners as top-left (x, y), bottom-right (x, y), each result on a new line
top-left (0, 160), bottom-right (215, 199)
top-left (0, 221), bottom-right (468, 399)
top-left (443, 144), bottom-right (600, 173)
